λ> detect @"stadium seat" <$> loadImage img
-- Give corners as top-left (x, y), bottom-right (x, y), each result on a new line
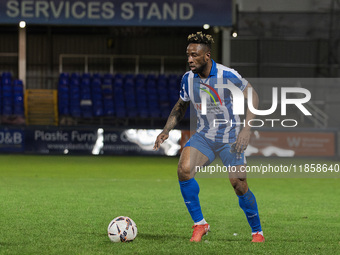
top-left (113, 73), bottom-right (123, 80)
top-left (70, 107), bottom-right (81, 117)
top-left (136, 74), bottom-right (145, 80)
top-left (2, 105), bottom-right (13, 116)
top-left (70, 78), bottom-right (80, 87)
top-left (80, 99), bottom-right (93, 118)
top-left (56, 72), bottom-right (184, 120)
top-left (92, 73), bottom-right (101, 80)
top-left (59, 72), bottom-right (69, 80)
top-left (113, 78), bottom-right (123, 88)
top-left (1, 74), bottom-right (13, 116)
top-left (90, 78), bottom-right (103, 116)
top-left (0, 79), bottom-right (2, 114)
top-left (147, 74), bottom-right (156, 81)
top-left (125, 73), bottom-right (134, 81)
top-left (82, 73), bottom-right (91, 80)
top-left (13, 81), bottom-right (24, 107)
top-left (146, 79), bottom-right (156, 89)
top-left (70, 73), bottom-right (80, 81)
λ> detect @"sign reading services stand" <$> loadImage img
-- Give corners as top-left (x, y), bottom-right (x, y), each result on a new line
top-left (1, 0), bottom-right (232, 26)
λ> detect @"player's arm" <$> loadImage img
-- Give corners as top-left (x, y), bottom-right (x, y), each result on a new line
top-left (153, 98), bottom-right (190, 150)
top-left (235, 83), bottom-right (259, 153)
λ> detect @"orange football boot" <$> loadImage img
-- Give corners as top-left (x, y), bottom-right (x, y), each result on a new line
top-left (251, 232), bottom-right (265, 242)
top-left (190, 224), bottom-right (210, 242)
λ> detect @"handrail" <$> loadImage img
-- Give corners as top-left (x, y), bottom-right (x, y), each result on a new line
top-left (59, 54), bottom-right (186, 74)
top-left (0, 52), bottom-right (18, 57)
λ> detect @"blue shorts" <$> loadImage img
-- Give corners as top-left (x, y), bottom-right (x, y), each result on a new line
top-left (184, 133), bottom-right (246, 167)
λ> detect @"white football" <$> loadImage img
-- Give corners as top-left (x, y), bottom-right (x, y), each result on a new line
top-left (107, 216), bottom-right (138, 242)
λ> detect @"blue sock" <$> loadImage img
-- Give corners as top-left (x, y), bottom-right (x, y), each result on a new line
top-left (238, 189), bottom-right (262, 233)
top-left (179, 178), bottom-right (203, 223)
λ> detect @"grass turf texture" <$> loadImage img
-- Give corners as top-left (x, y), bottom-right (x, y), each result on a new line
top-left (0, 155), bottom-right (339, 255)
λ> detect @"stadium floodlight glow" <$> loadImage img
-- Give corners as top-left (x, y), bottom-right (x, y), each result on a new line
top-left (203, 24), bottom-right (210, 30)
top-left (19, 21), bottom-right (26, 28)
top-left (232, 32), bottom-right (238, 38)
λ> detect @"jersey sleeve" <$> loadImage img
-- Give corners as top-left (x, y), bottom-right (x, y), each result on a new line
top-left (223, 69), bottom-right (248, 92)
top-left (179, 72), bottom-right (190, 102)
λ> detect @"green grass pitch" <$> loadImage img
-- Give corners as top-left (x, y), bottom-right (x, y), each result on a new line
top-left (0, 155), bottom-right (339, 254)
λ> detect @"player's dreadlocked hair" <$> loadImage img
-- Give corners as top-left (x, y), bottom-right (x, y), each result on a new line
top-left (187, 31), bottom-right (214, 49)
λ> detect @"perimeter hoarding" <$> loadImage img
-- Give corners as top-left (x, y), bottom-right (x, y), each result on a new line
top-left (0, 126), bottom-right (335, 157)
top-left (248, 131), bottom-right (336, 157)
top-left (23, 127), bottom-right (181, 155)
top-left (0, 127), bottom-right (25, 153)
top-left (0, 0), bottom-right (232, 26)
top-left (0, 126), bottom-right (181, 155)
top-left (180, 130), bottom-right (337, 157)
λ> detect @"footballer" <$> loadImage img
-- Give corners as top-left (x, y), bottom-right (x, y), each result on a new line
top-left (154, 32), bottom-right (264, 243)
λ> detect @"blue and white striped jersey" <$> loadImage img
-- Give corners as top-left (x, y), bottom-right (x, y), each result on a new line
top-left (180, 59), bottom-right (248, 143)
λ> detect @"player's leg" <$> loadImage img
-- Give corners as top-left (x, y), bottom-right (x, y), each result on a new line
top-left (178, 146), bottom-right (209, 221)
top-left (229, 168), bottom-right (264, 242)
top-left (218, 144), bottom-right (264, 242)
top-left (178, 135), bottom-right (214, 242)
top-left (177, 146), bottom-right (210, 181)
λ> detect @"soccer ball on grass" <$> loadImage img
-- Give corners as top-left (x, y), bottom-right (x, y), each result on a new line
top-left (107, 216), bottom-right (137, 242)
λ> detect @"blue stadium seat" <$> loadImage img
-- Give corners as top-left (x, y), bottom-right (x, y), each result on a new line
top-left (157, 78), bottom-right (167, 89)
top-left (146, 79), bottom-right (156, 89)
top-left (103, 104), bottom-right (114, 116)
top-left (92, 73), bottom-right (101, 80)
top-left (147, 74), bottom-right (156, 81)
top-left (2, 74), bottom-right (13, 115)
top-left (70, 78), bottom-right (80, 87)
top-left (57, 72), bottom-right (183, 120)
top-left (70, 107), bottom-right (81, 117)
top-left (124, 79), bottom-right (135, 89)
top-left (135, 79), bottom-right (145, 89)
top-left (158, 74), bottom-right (167, 80)
top-left (2, 77), bottom-right (11, 86)
top-left (2, 105), bottom-right (13, 116)
top-left (125, 73), bottom-right (134, 81)
top-left (71, 73), bottom-right (80, 80)
top-left (93, 105), bottom-right (104, 116)
top-left (59, 72), bottom-right (69, 80)
top-left (149, 108), bottom-right (160, 118)
top-left (168, 78), bottom-right (178, 90)
top-left (2, 72), bottom-right (12, 77)
top-left (82, 73), bottom-right (91, 80)
top-left (113, 78), bottom-right (123, 88)
top-left (81, 78), bottom-right (91, 86)
top-left (0, 79), bottom-right (2, 114)
top-left (59, 106), bottom-right (70, 115)
top-left (70, 86), bottom-right (80, 96)
top-left (91, 78), bottom-right (101, 87)
top-left (136, 74), bottom-right (145, 80)
top-left (13, 105), bottom-right (24, 116)
top-left (114, 73), bottom-right (123, 80)
top-left (116, 107), bottom-right (126, 118)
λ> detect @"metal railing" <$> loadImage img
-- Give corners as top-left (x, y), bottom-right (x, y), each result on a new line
top-left (0, 52), bottom-right (18, 73)
top-left (0, 52), bottom-right (18, 58)
top-left (59, 54), bottom-right (186, 74)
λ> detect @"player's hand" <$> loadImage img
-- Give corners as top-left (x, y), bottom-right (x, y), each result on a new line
top-left (235, 128), bottom-right (251, 153)
top-left (153, 131), bottom-right (169, 151)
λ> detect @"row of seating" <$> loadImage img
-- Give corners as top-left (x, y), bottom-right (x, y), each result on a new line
top-left (0, 72), bottom-right (25, 116)
top-left (58, 73), bottom-right (187, 119)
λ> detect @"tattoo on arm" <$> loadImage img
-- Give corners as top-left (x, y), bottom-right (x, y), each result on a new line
top-left (163, 99), bottom-right (190, 133)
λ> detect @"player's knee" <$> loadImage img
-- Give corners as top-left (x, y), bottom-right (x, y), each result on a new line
top-left (177, 161), bottom-right (191, 181)
top-left (230, 178), bottom-right (248, 195)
